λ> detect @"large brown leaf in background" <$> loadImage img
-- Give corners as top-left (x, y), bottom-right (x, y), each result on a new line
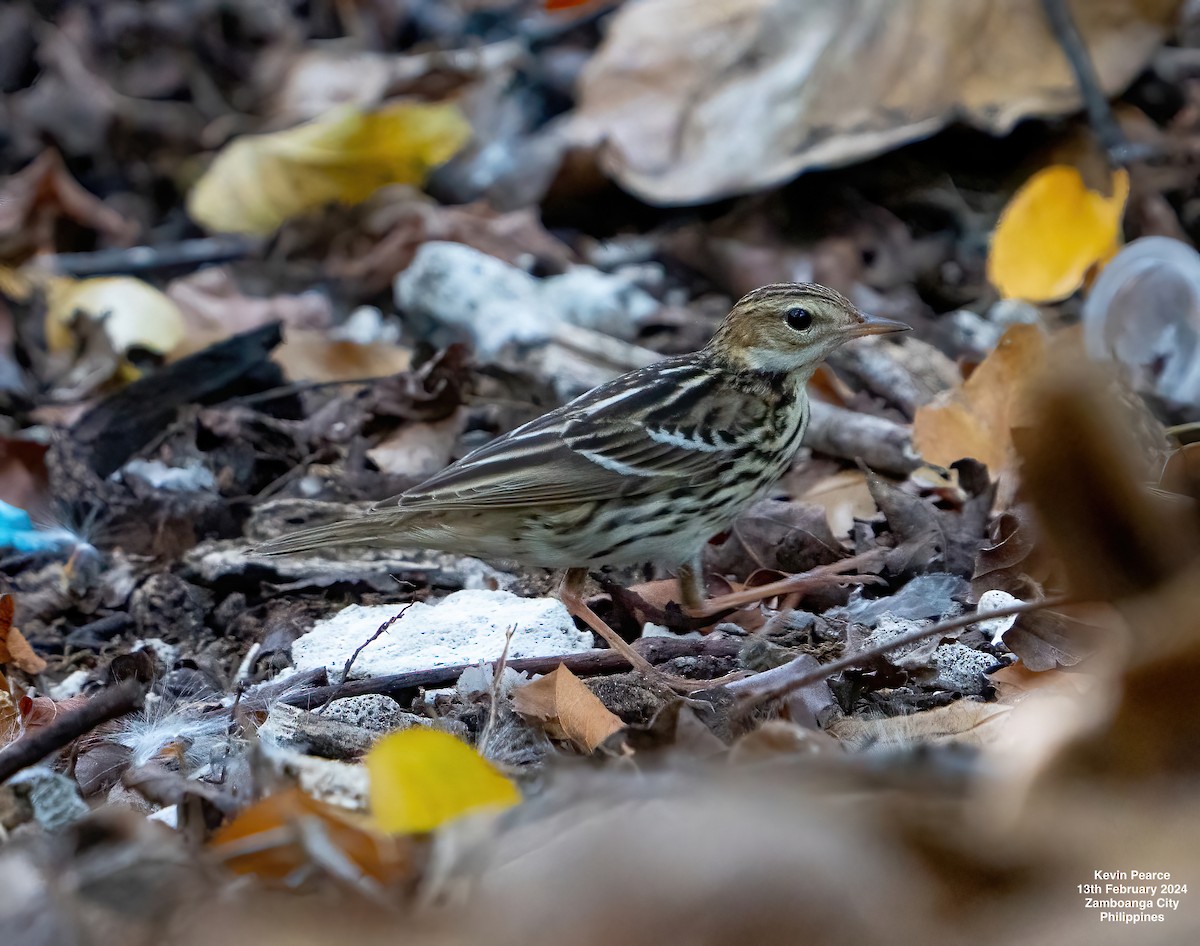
top-left (570, 0), bottom-right (1182, 204)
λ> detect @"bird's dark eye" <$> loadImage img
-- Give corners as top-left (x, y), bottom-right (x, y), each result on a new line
top-left (784, 306), bottom-right (813, 332)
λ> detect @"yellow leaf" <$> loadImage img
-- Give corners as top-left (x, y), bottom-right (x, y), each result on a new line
top-left (512, 664), bottom-right (625, 752)
top-left (187, 102), bottom-right (471, 235)
top-left (912, 324), bottom-right (1048, 479)
top-left (44, 276), bottom-right (185, 357)
top-left (988, 164), bottom-right (1129, 302)
top-left (365, 728), bottom-right (520, 834)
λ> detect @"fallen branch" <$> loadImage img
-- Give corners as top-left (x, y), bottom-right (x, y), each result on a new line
top-left (805, 401), bottom-right (919, 476)
top-left (707, 596), bottom-right (1070, 712)
top-left (274, 635), bottom-right (745, 710)
top-left (36, 235), bottom-right (258, 278)
top-left (0, 679), bottom-right (145, 784)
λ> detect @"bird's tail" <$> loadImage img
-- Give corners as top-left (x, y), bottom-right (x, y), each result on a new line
top-left (255, 512), bottom-right (400, 556)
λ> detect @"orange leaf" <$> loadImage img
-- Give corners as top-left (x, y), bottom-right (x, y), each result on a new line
top-left (210, 787), bottom-right (414, 884)
top-left (0, 594), bottom-right (46, 675)
top-left (912, 324), bottom-right (1048, 480)
top-left (988, 165), bottom-right (1129, 302)
top-left (512, 664), bottom-right (625, 752)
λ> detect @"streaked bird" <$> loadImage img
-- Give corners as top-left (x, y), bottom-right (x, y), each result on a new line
top-left (258, 284), bottom-right (909, 672)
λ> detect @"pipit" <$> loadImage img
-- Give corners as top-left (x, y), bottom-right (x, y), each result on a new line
top-left (258, 284), bottom-right (909, 675)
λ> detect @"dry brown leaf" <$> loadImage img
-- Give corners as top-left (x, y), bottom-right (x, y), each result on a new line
top-left (800, 469), bottom-right (878, 538)
top-left (272, 329), bottom-right (412, 383)
top-left (166, 268), bottom-right (332, 358)
top-left (513, 664), bottom-right (625, 752)
top-left (569, 0), bottom-right (1181, 204)
top-left (827, 699), bottom-right (1011, 750)
top-left (0, 436), bottom-right (50, 513)
top-left (0, 150), bottom-right (136, 261)
top-left (912, 324), bottom-right (1047, 479)
top-left (322, 188), bottom-right (576, 295)
top-left (0, 670), bottom-right (19, 750)
top-left (0, 594), bottom-right (47, 675)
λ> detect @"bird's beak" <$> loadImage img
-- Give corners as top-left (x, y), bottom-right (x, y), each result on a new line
top-left (847, 310), bottom-right (911, 337)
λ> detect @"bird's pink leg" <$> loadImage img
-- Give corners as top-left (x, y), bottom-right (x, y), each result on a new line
top-left (559, 568), bottom-right (660, 678)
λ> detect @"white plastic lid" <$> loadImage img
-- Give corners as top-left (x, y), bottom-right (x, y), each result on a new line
top-left (1082, 236), bottom-right (1200, 406)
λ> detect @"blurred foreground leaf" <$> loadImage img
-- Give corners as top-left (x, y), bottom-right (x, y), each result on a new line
top-left (366, 728), bottom-right (520, 834)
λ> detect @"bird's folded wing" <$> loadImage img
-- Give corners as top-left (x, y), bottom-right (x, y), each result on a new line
top-left (377, 374), bottom-right (749, 512)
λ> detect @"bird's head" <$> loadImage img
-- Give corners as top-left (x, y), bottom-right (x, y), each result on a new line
top-left (705, 283), bottom-right (910, 376)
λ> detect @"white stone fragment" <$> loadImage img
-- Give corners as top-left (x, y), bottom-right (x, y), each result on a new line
top-left (322, 693), bottom-right (411, 731)
top-left (49, 669), bottom-right (90, 700)
top-left (455, 664), bottom-right (533, 701)
top-left (148, 805), bottom-right (179, 829)
top-left (291, 590), bottom-right (593, 682)
top-left (118, 458), bottom-right (217, 492)
top-left (976, 589), bottom-right (1024, 646)
top-left (394, 242), bottom-right (658, 356)
top-left (927, 643), bottom-right (995, 695)
top-left (396, 242), bottom-right (541, 355)
top-left (539, 267), bottom-right (658, 336)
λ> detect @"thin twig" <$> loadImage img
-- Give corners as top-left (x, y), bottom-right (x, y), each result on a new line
top-left (1039, 0), bottom-right (1148, 166)
top-left (478, 624), bottom-right (517, 756)
top-left (710, 596), bottom-right (1070, 711)
top-left (37, 236), bottom-right (258, 278)
top-left (315, 603), bottom-right (414, 714)
top-left (274, 636), bottom-right (745, 710)
top-left (0, 679), bottom-right (145, 784)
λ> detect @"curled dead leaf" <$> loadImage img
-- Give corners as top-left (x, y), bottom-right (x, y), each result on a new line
top-left (912, 324), bottom-right (1047, 481)
top-left (570, 0), bottom-right (1179, 204)
top-left (513, 664), bottom-right (626, 753)
top-left (0, 594), bottom-right (47, 675)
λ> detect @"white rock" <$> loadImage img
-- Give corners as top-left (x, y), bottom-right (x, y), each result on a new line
top-left (455, 664), bottom-right (533, 701)
top-left (291, 589), bottom-right (593, 682)
top-left (332, 305), bottom-right (401, 345)
top-left (148, 805), bottom-right (179, 829)
top-left (394, 242), bottom-right (659, 356)
top-left (539, 267), bottom-right (658, 337)
top-left (976, 589), bottom-right (1024, 646)
top-left (118, 458), bottom-right (216, 492)
top-left (49, 669), bottom-right (90, 700)
top-left (395, 242), bottom-right (542, 355)
top-left (927, 643), bottom-right (995, 695)
top-left (321, 693), bottom-right (412, 731)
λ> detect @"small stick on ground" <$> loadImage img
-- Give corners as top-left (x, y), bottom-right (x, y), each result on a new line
top-left (1039, 0), bottom-right (1147, 166)
top-left (696, 550), bottom-right (887, 614)
top-left (0, 679), bottom-right (146, 784)
top-left (478, 624), bottom-right (517, 756)
top-left (704, 596), bottom-right (1070, 714)
top-left (273, 636), bottom-right (745, 711)
top-left (315, 603), bottom-right (414, 714)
